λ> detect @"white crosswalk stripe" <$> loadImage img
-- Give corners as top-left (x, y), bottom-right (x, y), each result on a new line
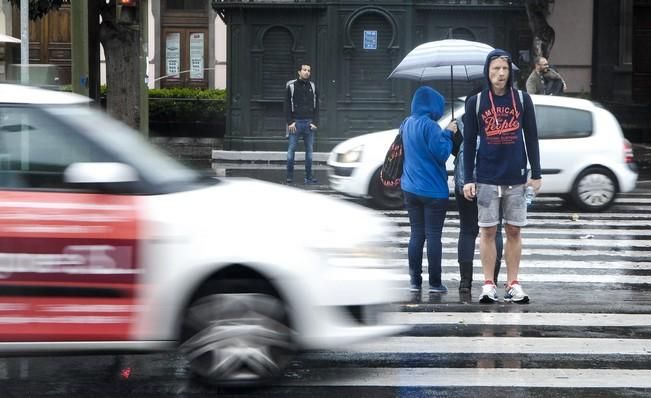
top-left (283, 189), bottom-right (651, 393)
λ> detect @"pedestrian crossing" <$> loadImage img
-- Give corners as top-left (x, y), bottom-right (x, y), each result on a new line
top-left (277, 189), bottom-right (651, 395)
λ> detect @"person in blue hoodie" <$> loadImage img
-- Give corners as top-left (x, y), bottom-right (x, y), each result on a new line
top-left (401, 86), bottom-right (458, 294)
top-left (462, 49), bottom-right (542, 304)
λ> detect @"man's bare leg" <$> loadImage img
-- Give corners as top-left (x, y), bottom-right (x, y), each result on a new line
top-left (479, 226), bottom-right (497, 282)
top-left (504, 224), bottom-right (522, 285)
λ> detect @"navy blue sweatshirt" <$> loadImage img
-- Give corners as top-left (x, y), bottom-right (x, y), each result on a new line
top-left (463, 49), bottom-right (541, 186)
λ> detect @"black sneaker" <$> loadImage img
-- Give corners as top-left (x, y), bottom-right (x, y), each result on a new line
top-left (409, 283), bottom-right (421, 292)
top-left (304, 177), bottom-right (318, 185)
top-left (428, 284), bottom-right (448, 293)
top-left (286, 178), bottom-right (293, 184)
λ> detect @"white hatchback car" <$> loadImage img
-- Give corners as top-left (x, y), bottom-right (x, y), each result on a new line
top-left (0, 84), bottom-right (403, 386)
top-left (328, 95), bottom-right (638, 212)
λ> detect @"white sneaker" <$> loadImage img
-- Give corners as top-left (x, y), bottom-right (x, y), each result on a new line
top-left (504, 282), bottom-right (530, 304)
top-left (478, 282), bottom-right (498, 304)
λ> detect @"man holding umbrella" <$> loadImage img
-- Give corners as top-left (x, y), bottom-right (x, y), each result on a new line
top-left (462, 49), bottom-right (542, 304)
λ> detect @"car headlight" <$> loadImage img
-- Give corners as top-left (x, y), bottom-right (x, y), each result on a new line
top-left (337, 145), bottom-right (364, 163)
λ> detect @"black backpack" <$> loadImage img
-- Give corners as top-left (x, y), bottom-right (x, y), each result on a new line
top-left (380, 124), bottom-right (405, 188)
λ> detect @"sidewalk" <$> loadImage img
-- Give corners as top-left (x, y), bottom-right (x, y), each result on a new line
top-left (212, 144), bottom-right (651, 182)
top-left (211, 150), bottom-right (330, 185)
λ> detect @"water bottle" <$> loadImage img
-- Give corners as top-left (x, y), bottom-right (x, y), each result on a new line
top-left (525, 185), bottom-right (535, 207)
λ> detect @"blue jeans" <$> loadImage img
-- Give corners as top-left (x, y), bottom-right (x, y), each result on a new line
top-left (455, 188), bottom-right (503, 281)
top-left (286, 119), bottom-right (314, 180)
top-left (404, 191), bottom-right (448, 287)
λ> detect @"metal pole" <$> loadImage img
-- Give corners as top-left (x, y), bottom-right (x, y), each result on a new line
top-left (71, 1), bottom-right (89, 96)
top-left (20, 0), bottom-right (28, 84)
top-left (450, 65), bottom-right (454, 120)
top-left (139, 0), bottom-right (149, 136)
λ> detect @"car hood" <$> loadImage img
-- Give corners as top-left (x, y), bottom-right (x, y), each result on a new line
top-left (331, 128), bottom-right (398, 155)
top-left (144, 177), bottom-right (393, 249)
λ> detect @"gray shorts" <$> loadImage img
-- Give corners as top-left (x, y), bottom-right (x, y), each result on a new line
top-left (476, 183), bottom-right (527, 227)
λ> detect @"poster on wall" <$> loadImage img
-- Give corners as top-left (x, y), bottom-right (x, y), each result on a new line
top-left (166, 33), bottom-right (180, 78)
top-left (189, 33), bottom-right (204, 80)
top-left (363, 30), bottom-right (378, 50)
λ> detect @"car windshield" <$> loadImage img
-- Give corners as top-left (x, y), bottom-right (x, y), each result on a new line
top-left (44, 104), bottom-right (204, 187)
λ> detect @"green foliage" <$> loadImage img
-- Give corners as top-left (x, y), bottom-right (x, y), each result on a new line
top-left (148, 88), bottom-right (226, 123)
top-left (8, 0), bottom-right (66, 20)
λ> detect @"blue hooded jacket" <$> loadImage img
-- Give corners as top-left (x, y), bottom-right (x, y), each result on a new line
top-left (400, 86), bottom-right (453, 199)
top-left (462, 49), bottom-right (541, 186)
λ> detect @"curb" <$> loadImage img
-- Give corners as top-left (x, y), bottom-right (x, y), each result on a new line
top-left (212, 150), bottom-right (329, 164)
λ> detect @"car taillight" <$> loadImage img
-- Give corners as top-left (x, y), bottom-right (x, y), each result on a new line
top-left (623, 139), bottom-right (635, 164)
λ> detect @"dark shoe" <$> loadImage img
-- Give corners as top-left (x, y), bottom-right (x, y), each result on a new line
top-left (428, 284), bottom-right (448, 294)
top-left (304, 177), bottom-right (318, 185)
top-left (409, 283), bottom-right (421, 292)
top-left (286, 178), bottom-right (293, 184)
top-left (459, 289), bottom-right (473, 303)
top-left (459, 278), bottom-right (472, 291)
top-left (458, 262), bottom-right (473, 291)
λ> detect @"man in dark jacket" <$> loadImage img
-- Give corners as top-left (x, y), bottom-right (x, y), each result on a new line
top-left (285, 63), bottom-right (319, 184)
top-left (526, 56), bottom-right (566, 95)
top-left (462, 49), bottom-right (542, 304)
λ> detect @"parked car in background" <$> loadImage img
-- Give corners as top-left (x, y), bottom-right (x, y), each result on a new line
top-left (328, 95), bottom-right (638, 212)
top-left (0, 84), bottom-right (404, 386)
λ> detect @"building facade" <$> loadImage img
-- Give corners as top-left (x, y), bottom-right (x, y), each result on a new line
top-left (215, 0), bottom-right (534, 151)
top-left (2, 0), bottom-right (648, 145)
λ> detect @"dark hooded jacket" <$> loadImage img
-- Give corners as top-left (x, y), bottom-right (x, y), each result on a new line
top-left (463, 49), bottom-right (541, 186)
top-left (400, 86), bottom-right (454, 199)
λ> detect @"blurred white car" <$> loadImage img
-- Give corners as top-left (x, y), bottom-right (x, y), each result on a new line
top-left (328, 95), bottom-right (638, 212)
top-left (0, 84), bottom-right (404, 386)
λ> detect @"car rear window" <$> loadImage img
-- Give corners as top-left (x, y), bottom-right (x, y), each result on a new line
top-left (535, 105), bottom-right (593, 139)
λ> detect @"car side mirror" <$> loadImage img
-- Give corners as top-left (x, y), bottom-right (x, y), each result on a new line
top-left (64, 162), bottom-right (139, 184)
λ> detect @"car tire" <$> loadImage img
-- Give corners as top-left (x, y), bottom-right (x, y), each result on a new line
top-left (570, 167), bottom-right (618, 212)
top-left (368, 168), bottom-right (404, 210)
top-left (180, 287), bottom-right (295, 386)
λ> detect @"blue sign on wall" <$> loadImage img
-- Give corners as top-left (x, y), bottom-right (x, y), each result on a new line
top-left (363, 30), bottom-right (377, 50)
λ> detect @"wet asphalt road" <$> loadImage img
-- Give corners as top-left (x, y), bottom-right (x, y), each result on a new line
top-left (1, 180), bottom-right (650, 397)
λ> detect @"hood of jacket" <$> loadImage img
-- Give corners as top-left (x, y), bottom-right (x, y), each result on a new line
top-left (483, 48), bottom-right (515, 90)
top-left (410, 86), bottom-right (445, 120)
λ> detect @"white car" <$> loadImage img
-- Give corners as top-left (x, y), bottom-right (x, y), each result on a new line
top-left (328, 95), bottom-right (638, 212)
top-left (0, 84), bottom-right (404, 386)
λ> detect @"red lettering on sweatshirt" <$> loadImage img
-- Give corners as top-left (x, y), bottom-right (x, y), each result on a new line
top-left (481, 105), bottom-right (521, 140)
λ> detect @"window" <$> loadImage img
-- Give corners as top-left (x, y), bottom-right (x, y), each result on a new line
top-left (535, 105), bottom-right (593, 139)
top-left (0, 106), bottom-right (112, 190)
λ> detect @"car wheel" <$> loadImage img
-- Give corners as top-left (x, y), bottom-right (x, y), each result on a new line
top-left (180, 291), bottom-right (295, 386)
top-left (368, 168), bottom-right (404, 210)
top-left (570, 167), bottom-right (617, 212)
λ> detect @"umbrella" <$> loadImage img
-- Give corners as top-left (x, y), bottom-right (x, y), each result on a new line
top-left (0, 34), bottom-right (20, 44)
top-left (388, 39), bottom-right (518, 119)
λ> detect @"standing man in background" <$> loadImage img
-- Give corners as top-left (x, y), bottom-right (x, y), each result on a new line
top-left (526, 56), bottom-right (567, 95)
top-left (285, 63), bottom-right (319, 185)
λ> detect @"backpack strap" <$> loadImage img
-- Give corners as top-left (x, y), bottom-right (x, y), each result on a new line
top-left (475, 91), bottom-right (482, 126)
top-left (476, 89), bottom-right (525, 123)
top-left (286, 79), bottom-right (296, 112)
